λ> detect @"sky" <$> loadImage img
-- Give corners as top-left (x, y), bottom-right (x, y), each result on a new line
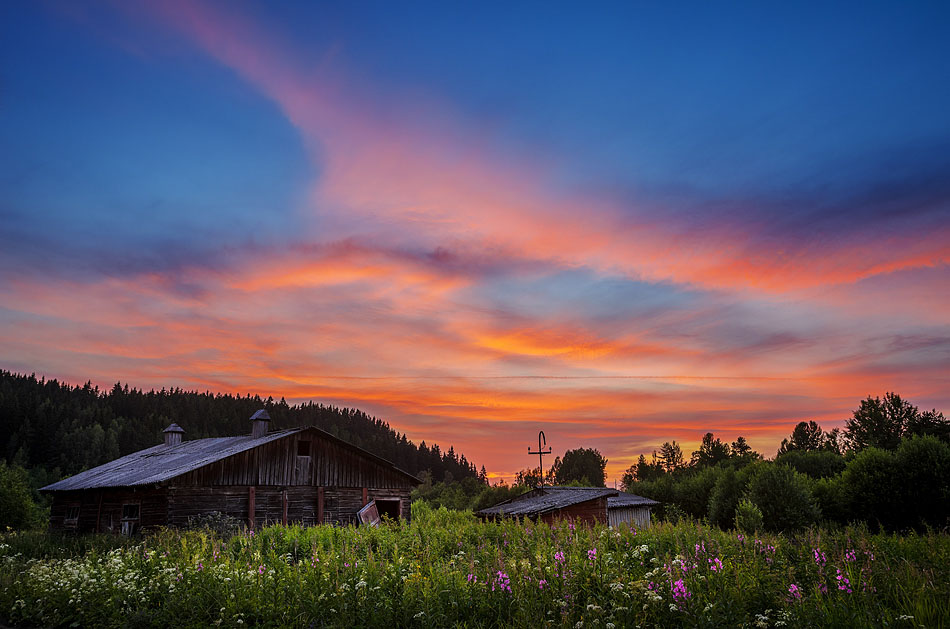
top-left (1, 1), bottom-right (949, 483)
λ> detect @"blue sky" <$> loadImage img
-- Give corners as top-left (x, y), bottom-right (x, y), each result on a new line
top-left (1, 1), bottom-right (948, 479)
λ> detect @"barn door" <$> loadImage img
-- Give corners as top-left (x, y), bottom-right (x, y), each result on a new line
top-left (295, 439), bottom-right (313, 484)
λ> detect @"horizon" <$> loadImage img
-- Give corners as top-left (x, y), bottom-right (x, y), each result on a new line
top-left (2, 2), bottom-right (948, 484)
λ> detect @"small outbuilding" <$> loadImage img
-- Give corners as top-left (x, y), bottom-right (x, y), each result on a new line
top-left (41, 410), bottom-right (420, 534)
top-left (477, 486), bottom-right (658, 528)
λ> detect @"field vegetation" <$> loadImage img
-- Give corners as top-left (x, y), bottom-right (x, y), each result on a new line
top-left (2, 504), bottom-right (948, 628)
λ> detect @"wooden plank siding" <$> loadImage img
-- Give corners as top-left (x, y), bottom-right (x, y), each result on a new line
top-left (47, 426), bottom-right (417, 533)
top-left (539, 496), bottom-right (608, 527)
top-left (608, 505), bottom-right (652, 529)
top-left (49, 488), bottom-right (168, 534)
top-left (169, 428), bottom-right (411, 489)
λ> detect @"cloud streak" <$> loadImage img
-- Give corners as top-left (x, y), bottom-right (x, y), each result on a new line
top-left (1, 1), bottom-right (948, 480)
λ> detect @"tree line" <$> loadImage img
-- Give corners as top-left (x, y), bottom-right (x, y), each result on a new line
top-left (622, 392), bottom-right (949, 532)
top-left (0, 370), bottom-right (484, 528)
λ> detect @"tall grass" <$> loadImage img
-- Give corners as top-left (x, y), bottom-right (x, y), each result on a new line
top-left (2, 505), bottom-right (946, 628)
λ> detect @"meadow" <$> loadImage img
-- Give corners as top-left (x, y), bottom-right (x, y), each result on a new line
top-left (1, 505), bottom-right (947, 628)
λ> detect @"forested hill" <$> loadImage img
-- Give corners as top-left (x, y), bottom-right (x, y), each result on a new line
top-left (0, 370), bottom-right (483, 488)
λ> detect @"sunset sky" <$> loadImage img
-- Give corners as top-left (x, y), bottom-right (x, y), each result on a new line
top-left (2, 1), bottom-right (949, 483)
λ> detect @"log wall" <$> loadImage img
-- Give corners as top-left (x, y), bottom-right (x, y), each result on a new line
top-left (49, 488), bottom-right (167, 534)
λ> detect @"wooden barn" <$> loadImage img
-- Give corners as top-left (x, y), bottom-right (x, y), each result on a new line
top-left (477, 486), bottom-right (658, 528)
top-left (41, 410), bottom-right (420, 534)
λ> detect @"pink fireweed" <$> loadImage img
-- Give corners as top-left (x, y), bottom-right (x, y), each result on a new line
top-left (671, 578), bottom-right (691, 603)
top-left (492, 571), bottom-right (511, 594)
top-left (708, 557), bottom-right (723, 572)
top-left (588, 548), bottom-right (597, 562)
top-left (788, 583), bottom-right (802, 601)
top-left (836, 568), bottom-right (853, 593)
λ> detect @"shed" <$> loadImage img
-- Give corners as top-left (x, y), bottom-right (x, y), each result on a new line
top-left (41, 410), bottom-right (420, 534)
top-left (477, 486), bottom-right (659, 528)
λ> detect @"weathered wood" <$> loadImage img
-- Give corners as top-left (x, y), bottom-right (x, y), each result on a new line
top-left (95, 491), bottom-right (103, 533)
top-left (248, 486), bottom-right (256, 530)
top-left (317, 487), bottom-right (324, 524)
top-left (362, 487), bottom-right (368, 506)
top-left (282, 489), bottom-right (288, 525)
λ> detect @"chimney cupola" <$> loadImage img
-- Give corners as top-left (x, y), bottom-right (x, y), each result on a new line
top-left (162, 423), bottom-right (185, 447)
top-left (250, 409), bottom-right (271, 438)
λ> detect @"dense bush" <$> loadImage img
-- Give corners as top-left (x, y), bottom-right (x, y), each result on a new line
top-left (775, 450), bottom-right (847, 479)
top-left (744, 464), bottom-right (820, 532)
top-left (0, 461), bottom-right (42, 530)
top-left (707, 467), bottom-right (744, 529)
top-left (733, 499), bottom-right (763, 533)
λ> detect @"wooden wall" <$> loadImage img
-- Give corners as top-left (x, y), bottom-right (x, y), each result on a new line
top-left (165, 485), bottom-right (413, 528)
top-left (49, 488), bottom-right (167, 534)
top-left (170, 429), bottom-right (414, 490)
top-left (539, 497), bottom-right (608, 527)
top-left (47, 428), bottom-right (417, 533)
top-left (607, 505), bottom-right (652, 529)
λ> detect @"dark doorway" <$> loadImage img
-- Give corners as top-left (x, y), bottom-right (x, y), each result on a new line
top-left (376, 499), bottom-right (401, 520)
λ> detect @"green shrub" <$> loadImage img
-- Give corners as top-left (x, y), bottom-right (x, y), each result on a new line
top-left (0, 461), bottom-right (42, 530)
top-left (774, 449), bottom-right (846, 479)
top-left (744, 464), bottom-right (820, 532)
top-left (839, 447), bottom-right (897, 530)
top-left (893, 435), bottom-right (950, 529)
top-left (734, 499), bottom-right (763, 533)
top-left (708, 467), bottom-right (745, 528)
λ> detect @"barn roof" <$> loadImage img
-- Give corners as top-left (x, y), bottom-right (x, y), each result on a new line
top-left (477, 486), bottom-right (617, 517)
top-left (41, 425), bottom-right (420, 491)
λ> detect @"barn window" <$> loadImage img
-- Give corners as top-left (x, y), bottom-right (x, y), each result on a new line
top-left (64, 504), bottom-right (80, 527)
top-left (297, 440), bottom-right (311, 457)
top-left (121, 503), bottom-right (140, 536)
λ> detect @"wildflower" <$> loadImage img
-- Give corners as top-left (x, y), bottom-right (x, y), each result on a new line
top-left (588, 548), bottom-right (597, 562)
top-left (708, 557), bottom-right (723, 572)
top-left (845, 549), bottom-right (857, 562)
top-left (788, 583), bottom-right (802, 600)
top-left (554, 551), bottom-right (566, 564)
top-left (835, 568), bottom-right (852, 593)
top-left (671, 578), bottom-right (691, 603)
top-left (493, 570), bottom-right (512, 594)
top-left (813, 548), bottom-right (827, 566)
top-left (258, 564), bottom-right (265, 575)
top-left (539, 579), bottom-right (548, 589)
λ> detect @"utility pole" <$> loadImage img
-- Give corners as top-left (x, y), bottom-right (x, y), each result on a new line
top-left (527, 430), bottom-right (552, 490)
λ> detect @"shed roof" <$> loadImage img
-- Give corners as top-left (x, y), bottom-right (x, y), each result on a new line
top-left (477, 486), bottom-right (617, 517)
top-left (607, 493), bottom-right (660, 508)
top-left (41, 425), bottom-right (420, 491)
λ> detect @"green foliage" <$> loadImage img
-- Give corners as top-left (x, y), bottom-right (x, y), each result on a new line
top-left (733, 499), bottom-right (763, 533)
top-left (691, 432), bottom-right (731, 468)
top-left (0, 461), bottom-right (42, 530)
top-left (186, 511), bottom-right (245, 538)
top-left (845, 392), bottom-right (921, 451)
top-left (657, 440), bottom-right (685, 472)
top-left (708, 468), bottom-right (744, 529)
top-left (838, 447), bottom-right (898, 530)
top-left (777, 420), bottom-right (841, 455)
top-left (2, 514), bottom-right (949, 628)
top-left (774, 449), bottom-right (847, 479)
top-left (893, 436), bottom-right (950, 529)
top-left (745, 464), bottom-right (820, 532)
top-left (553, 447), bottom-right (607, 487)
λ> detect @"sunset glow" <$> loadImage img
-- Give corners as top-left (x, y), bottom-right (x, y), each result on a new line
top-left (2, 2), bottom-right (948, 482)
